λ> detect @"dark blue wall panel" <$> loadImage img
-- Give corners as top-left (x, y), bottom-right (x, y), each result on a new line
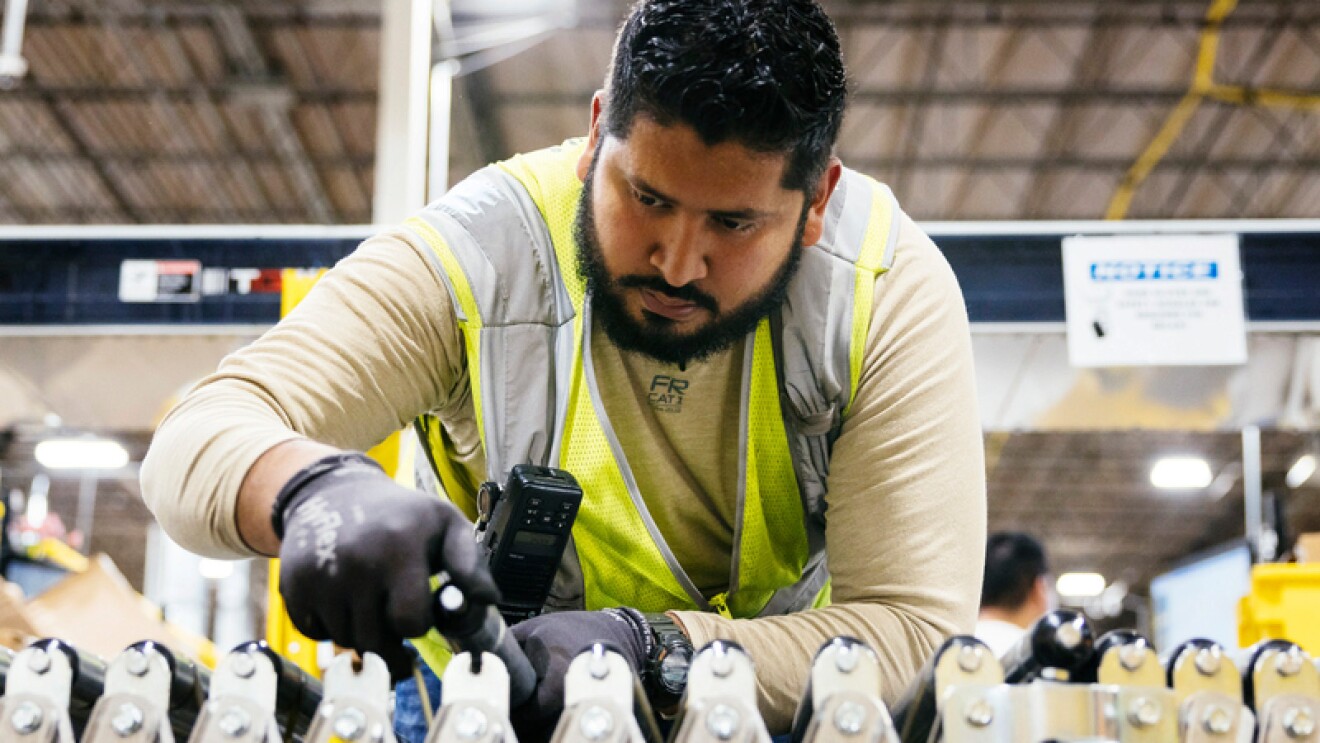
top-left (0, 235), bottom-right (363, 324)
top-left (1, 228), bottom-right (1317, 325)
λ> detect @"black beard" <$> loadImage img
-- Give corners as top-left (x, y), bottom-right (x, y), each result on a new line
top-left (573, 149), bottom-right (807, 368)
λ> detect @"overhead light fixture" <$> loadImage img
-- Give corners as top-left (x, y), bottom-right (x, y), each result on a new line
top-left (35, 438), bottom-right (130, 470)
top-left (1057, 572), bottom-right (1107, 598)
top-left (1150, 457), bottom-right (1212, 490)
top-left (1287, 454), bottom-right (1316, 489)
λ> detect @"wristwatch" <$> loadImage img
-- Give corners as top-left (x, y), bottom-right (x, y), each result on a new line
top-left (644, 612), bottom-right (693, 714)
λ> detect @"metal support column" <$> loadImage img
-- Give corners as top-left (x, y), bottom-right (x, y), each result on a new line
top-left (1243, 424), bottom-right (1266, 560)
top-left (373, 0), bottom-right (436, 224)
top-left (0, 0), bottom-right (30, 82)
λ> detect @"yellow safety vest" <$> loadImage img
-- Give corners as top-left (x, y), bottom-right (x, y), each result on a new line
top-left (402, 140), bottom-right (897, 676)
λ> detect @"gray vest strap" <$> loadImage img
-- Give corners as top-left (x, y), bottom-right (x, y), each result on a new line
top-left (409, 166), bottom-right (576, 480)
top-left (768, 170), bottom-right (898, 612)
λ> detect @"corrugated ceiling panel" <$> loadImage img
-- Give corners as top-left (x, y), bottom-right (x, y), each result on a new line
top-left (0, 102), bottom-right (74, 152)
top-left (218, 104), bottom-right (270, 151)
top-left (483, 29), bottom-right (613, 94)
top-left (175, 24), bottom-right (227, 84)
top-left (301, 27), bottom-right (378, 90)
top-left (328, 102), bottom-right (376, 156)
top-left (500, 104), bottom-right (586, 156)
top-left (1222, 25), bottom-right (1320, 89)
top-left (251, 161), bottom-right (303, 213)
top-left (320, 163), bottom-right (369, 220)
top-left (291, 105), bottom-right (341, 157)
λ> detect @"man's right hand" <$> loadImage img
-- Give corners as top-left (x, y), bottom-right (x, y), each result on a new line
top-left (272, 452), bottom-right (500, 678)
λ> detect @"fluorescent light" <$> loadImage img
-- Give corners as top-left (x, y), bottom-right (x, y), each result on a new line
top-left (1287, 454), bottom-right (1317, 489)
top-left (1057, 572), bottom-right (1107, 598)
top-left (198, 559), bottom-right (235, 581)
top-left (25, 473), bottom-right (48, 529)
top-left (1150, 457), bottom-right (1212, 489)
top-left (35, 438), bottom-right (129, 470)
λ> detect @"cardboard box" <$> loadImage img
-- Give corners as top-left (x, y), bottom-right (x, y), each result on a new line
top-left (1, 554), bottom-right (214, 665)
top-left (1297, 533), bottom-right (1320, 564)
top-left (0, 580), bottom-right (38, 650)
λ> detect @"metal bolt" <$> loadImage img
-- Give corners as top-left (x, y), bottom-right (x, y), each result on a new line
top-left (1056, 621), bottom-right (1083, 650)
top-left (1119, 644), bottom-right (1147, 672)
top-left (833, 702), bottom-right (867, 735)
top-left (964, 698), bottom-right (994, 728)
top-left (1195, 647), bottom-right (1223, 677)
top-left (1283, 707), bottom-right (1316, 739)
top-left (229, 652), bottom-right (256, 679)
top-left (218, 707), bottom-right (251, 738)
top-left (706, 704), bottom-right (742, 740)
top-left (1203, 705), bottom-right (1233, 736)
top-left (588, 646), bottom-right (611, 680)
top-left (439, 585), bottom-right (465, 612)
top-left (453, 706), bottom-right (488, 740)
top-left (957, 644), bottom-right (984, 674)
top-left (579, 705), bottom-right (615, 741)
top-left (25, 649), bottom-right (51, 674)
top-left (125, 649), bottom-right (150, 677)
top-left (334, 707), bottom-right (367, 741)
top-left (1128, 697), bottom-right (1162, 729)
top-left (710, 649), bottom-right (735, 679)
top-left (10, 701), bottom-right (44, 735)
top-left (1277, 648), bottom-right (1307, 678)
top-left (834, 644), bottom-right (859, 674)
top-left (111, 703), bottom-right (145, 737)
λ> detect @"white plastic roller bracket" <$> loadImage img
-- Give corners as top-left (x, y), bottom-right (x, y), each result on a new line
top-left (427, 651), bottom-right (517, 743)
top-left (302, 653), bottom-right (396, 743)
top-left (81, 646), bottom-right (176, 742)
top-left (551, 644), bottom-right (656, 743)
top-left (188, 649), bottom-right (282, 743)
top-left (1, 645), bottom-right (77, 742)
top-left (671, 642), bottom-right (770, 743)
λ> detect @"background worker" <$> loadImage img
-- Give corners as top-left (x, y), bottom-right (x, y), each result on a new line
top-left (141, 1), bottom-right (986, 741)
top-left (975, 531), bottom-right (1055, 657)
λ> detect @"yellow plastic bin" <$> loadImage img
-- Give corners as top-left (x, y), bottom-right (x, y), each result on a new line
top-left (1238, 563), bottom-right (1320, 654)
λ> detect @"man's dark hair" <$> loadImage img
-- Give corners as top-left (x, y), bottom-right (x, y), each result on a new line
top-left (981, 532), bottom-right (1048, 610)
top-left (603, 0), bottom-right (847, 192)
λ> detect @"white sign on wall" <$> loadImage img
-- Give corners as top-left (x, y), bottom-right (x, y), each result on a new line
top-left (1062, 234), bottom-right (1247, 367)
top-left (118, 259), bottom-right (202, 303)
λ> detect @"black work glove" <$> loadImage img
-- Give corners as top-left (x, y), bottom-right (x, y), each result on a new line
top-left (272, 452), bottom-right (499, 679)
top-left (510, 608), bottom-right (654, 743)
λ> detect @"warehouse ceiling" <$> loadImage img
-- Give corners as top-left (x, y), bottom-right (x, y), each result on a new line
top-left (0, 0), bottom-right (1318, 624)
top-left (0, 0), bottom-right (1316, 223)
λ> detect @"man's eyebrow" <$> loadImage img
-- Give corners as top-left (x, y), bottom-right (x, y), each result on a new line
top-left (630, 176), bottom-right (775, 220)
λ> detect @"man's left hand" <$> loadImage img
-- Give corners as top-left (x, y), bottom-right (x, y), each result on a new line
top-left (509, 609), bottom-right (653, 741)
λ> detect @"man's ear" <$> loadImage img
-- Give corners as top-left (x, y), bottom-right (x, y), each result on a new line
top-left (576, 91), bottom-right (606, 182)
top-left (801, 158), bottom-right (843, 247)
top-left (1032, 575), bottom-right (1054, 613)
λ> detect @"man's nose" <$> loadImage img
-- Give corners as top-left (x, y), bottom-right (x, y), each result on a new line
top-left (650, 216), bottom-right (709, 287)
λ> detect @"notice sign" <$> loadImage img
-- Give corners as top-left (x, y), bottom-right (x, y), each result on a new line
top-left (119, 259), bottom-right (202, 303)
top-left (1062, 234), bottom-right (1247, 367)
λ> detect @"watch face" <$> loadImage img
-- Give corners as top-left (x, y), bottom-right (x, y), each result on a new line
top-left (658, 647), bottom-right (692, 692)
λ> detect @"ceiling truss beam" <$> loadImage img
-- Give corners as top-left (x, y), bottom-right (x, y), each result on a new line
top-left (210, 6), bottom-right (335, 222)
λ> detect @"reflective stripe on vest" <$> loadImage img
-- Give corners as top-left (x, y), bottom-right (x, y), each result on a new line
top-left (403, 139), bottom-right (896, 673)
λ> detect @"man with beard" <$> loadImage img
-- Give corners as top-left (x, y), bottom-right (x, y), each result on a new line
top-left (141, 1), bottom-right (985, 741)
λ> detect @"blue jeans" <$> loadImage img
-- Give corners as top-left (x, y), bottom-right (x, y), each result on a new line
top-left (394, 656), bottom-right (443, 743)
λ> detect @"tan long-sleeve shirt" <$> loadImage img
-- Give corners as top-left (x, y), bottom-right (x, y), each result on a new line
top-left (141, 192), bottom-right (985, 731)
